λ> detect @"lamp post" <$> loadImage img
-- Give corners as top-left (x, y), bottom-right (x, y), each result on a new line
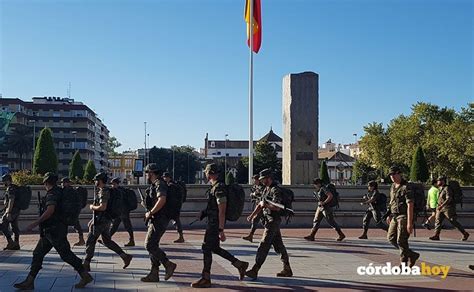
top-left (224, 134), bottom-right (229, 174)
top-left (172, 148), bottom-right (175, 180)
top-left (28, 120), bottom-right (36, 172)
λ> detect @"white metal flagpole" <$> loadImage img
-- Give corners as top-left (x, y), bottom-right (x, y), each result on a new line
top-left (248, 0), bottom-right (254, 184)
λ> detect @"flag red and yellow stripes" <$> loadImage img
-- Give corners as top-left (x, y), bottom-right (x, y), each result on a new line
top-left (245, 0), bottom-right (262, 53)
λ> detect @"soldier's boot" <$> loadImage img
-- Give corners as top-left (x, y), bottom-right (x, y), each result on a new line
top-left (163, 260), bottom-right (177, 281)
top-left (191, 272), bottom-right (211, 288)
top-left (304, 227), bottom-right (317, 241)
top-left (4, 238), bottom-right (16, 250)
top-left (400, 256), bottom-right (408, 268)
top-left (121, 253), bottom-right (133, 269)
top-left (13, 274), bottom-right (35, 290)
top-left (358, 228), bottom-right (368, 239)
top-left (74, 271), bottom-right (94, 289)
top-left (10, 241), bottom-right (20, 250)
top-left (422, 222), bottom-right (431, 230)
top-left (245, 265), bottom-right (259, 280)
top-left (124, 239), bottom-right (135, 247)
top-left (232, 260), bottom-right (249, 280)
top-left (336, 229), bottom-right (346, 242)
top-left (429, 232), bottom-right (440, 241)
top-left (469, 265), bottom-right (474, 271)
top-left (74, 235), bottom-right (85, 246)
top-left (242, 231), bottom-right (255, 242)
top-left (276, 263), bottom-right (293, 277)
top-left (173, 232), bottom-right (185, 243)
top-left (141, 267), bottom-right (160, 282)
top-left (408, 252), bottom-right (420, 268)
top-left (83, 260), bottom-right (91, 272)
top-left (462, 232), bottom-right (470, 241)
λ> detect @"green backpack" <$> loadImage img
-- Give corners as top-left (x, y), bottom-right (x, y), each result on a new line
top-left (15, 186), bottom-right (32, 210)
top-left (225, 183), bottom-right (245, 221)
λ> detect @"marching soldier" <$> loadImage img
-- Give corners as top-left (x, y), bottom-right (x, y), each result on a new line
top-left (109, 177), bottom-right (135, 247)
top-left (245, 168), bottom-right (293, 280)
top-left (82, 172), bottom-right (133, 272)
top-left (242, 174), bottom-right (264, 243)
top-left (14, 173), bottom-right (93, 290)
top-left (304, 178), bottom-right (346, 242)
top-left (386, 166), bottom-right (420, 267)
top-left (191, 163), bottom-right (248, 288)
top-left (162, 172), bottom-right (185, 243)
top-left (429, 176), bottom-right (469, 241)
top-left (141, 164), bottom-right (177, 282)
top-left (61, 177), bottom-right (85, 246)
top-left (1, 174), bottom-right (21, 250)
top-left (358, 180), bottom-right (388, 239)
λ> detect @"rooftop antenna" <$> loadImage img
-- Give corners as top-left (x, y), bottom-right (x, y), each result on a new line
top-left (67, 82), bottom-right (71, 99)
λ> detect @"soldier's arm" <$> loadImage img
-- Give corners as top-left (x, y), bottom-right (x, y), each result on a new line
top-left (150, 196), bottom-right (167, 215)
top-left (320, 191), bottom-right (333, 206)
top-left (264, 189), bottom-right (283, 211)
top-left (91, 189), bottom-right (108, 211)
top-left (6, 189), bottom-right (15, 213)
top-left (215, 184), bottom-right (227, 230)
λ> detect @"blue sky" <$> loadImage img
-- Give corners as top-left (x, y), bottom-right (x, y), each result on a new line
top-left (1, 0), bottom-right (472, 152)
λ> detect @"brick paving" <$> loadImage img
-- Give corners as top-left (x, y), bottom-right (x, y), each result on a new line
top-left (1, 227), bottom-right (473, 291)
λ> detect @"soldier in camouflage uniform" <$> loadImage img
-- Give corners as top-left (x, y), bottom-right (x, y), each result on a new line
top-left (191, 163), bottom-right (249, 288)
top-left (14, 173), bottom-right (93, 290)
top-left (162, 172), bottom-right (185, 243)
top-left (1, 174), bottom-right (21, 250)
top-left (242, 174), bottom-right (264, 243)
top-left (429, 176), bottom-right (469, 241)
top-left (110, 177), bottom-right (136, 247)
top-left (141, 164), bottom-right (177, 282)
top-left (83, 172), bottom-right (133, 272)
top-left (358, 180), bottom-right (388, 239)
top-left (386, 166), bottom-right (420, 267)
top-left (304, 178), bottom-right (346, 242)
top-left (61, 177), bottom-right (85, 246)
top-left (245, 168), bottom-right (293, 280)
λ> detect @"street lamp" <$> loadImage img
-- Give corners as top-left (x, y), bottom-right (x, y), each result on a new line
top-left (172, 148), bottom-right (175, 180)
top-left (224, 134), bottom-right (229, 174)
top-left (28, 120), bottom-right (36, 172)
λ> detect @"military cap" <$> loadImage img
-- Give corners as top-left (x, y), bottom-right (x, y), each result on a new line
top-left (61, 177), bottom-right (71, 183)
top-left (43, 172), bottom-right (58, 184)
top-left (312, 178), bottom-right (323, 185)
top-left (162, 172), bottom-right (172, 178)
top-left (368, 180), bottom-right (378, 188)
top-left (111, 177), bottom-right (121, 184)
top-left (145, 163), bottom-right (159, 174)
top-left (388, 166), bottom-right (402, 175)
top-left (93, 172), bottom-right (108, 183)
top-left (2, 174), bottom-right (12, 182)
top-left (204, 163), bottom-right (220, 175)
top-left (437, 175), bottom-right (447, 182)
top-left (252, 174), bottom-right (260, 180)
top-left (259, 168), bottom-right (273, 180)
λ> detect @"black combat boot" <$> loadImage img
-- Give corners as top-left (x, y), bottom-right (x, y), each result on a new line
top-left (336, 229), bottom-right (346, 241)
top-left (304, 227), bottom-right (317, 241)
top-left (276, 263), bottom-right (293, 277)
top-left (408, 252), bottom-right (420, 268)
top-left (13, 274), bottom-right (35, 290)
top-left (245, 265), bottom-right (259, 280)
top-left (83, 260), bottom-right (91, 272)
top-left (358, 228), bottom-right (368, 239)
top-left (121, 253), bottom-right (133, 269)
top-left (74, 235), bottom-right (85, 246)
top-left (163, 260), bottom-right (177, 281)
top-left (469, 265), bottom-right (474, 271)
top-left (173, 232), bottom-right (184, 243)
top-left (124, 239), bottom-right (135, 247)
top-left (141, 266), bottom-right (160, 282)
top-left (429, 233), bottom-right (440, 241)
top-left (232, 260), bottom-right (249, 280)
top-left (242, 232), bottom-right (254, 243)
top-left (462, 232), bottom-right (470, 241)
top-left (75, 271), bottom-right (94, 288)
top-left (4, 238), bottom-right (16, 250)
top-left (191, 272), bottom-right (211, 288)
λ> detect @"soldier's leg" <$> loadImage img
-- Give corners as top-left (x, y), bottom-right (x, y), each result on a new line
top-left (84, 222), bottom-right (102, 263)
top-left (145, 220), bottom-right (169, 267)
top-left (387, 217), bottom-right (399, 249)
top-left (445, 209), bottom-right (469, 239)
top-left (396, 217), bottom-right (419, 266)
top-left (11, 212), bottom-right (20, 244)
top-left (201, 222), bottom-right (220, 275)
top-left (359, 210), bottom-right (372, 239)
top-left (100, 222), bottom-right (129, 258)
top-left (109, 217), bottom-right (122, 237)
top-left (272, 225), bottom-right (292, 277)
top-left (51, 225), bottom-right (84, 273)
top-left (243, 212), bottom-right (262, 242)
top-left (254, 220), bottom-right (278, 270)
top-left (304, 208), bottom-right (323, 240)
top-left (0, 214), bottom-right (14, 244)
top-left (30, 236), bottom-right (53, 277)
top-left (374, 210), bottom-right (388, 231)
top-left (431, 210), bottom-right (446, 239)
top-left (324, 209), bottom-right (345, 241)
top-left (122, 213), bottom-right (135, 242)
top-left (173, 214), bottom-right (184, 243)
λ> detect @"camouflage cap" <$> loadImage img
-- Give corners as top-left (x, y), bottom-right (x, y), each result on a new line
top-left (388, 166), bottom-right (402, 175)
top-left (111, 177), bottom-right (121, 184)
top-left (259, 168), bottom-right (273, 180)
top-left (367, 180), bottom-right (378, 188)
top-left (204, 163), bottom-right (220, 175)
top-left (162, 172), bottom-right (172, 178)
top-left (1, 174), bottom-right (12, 182)
top-left (61, 177), bottom-right (71, 183)
top-left (43, 172), bottom-right (58, 184)
top-left (93, 172), bottom-right (108, 183)
top-left (145, 163), bottom-right (159, 174)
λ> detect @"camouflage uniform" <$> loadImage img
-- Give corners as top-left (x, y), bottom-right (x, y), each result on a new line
top-left (386, 180), bottom-right (418, 260)
top-left (110, 186), bottom-right (135, 243)
top-left (248, 185), bottom-right (264, 234)
top-left (362, 191), bottom-right (388, 232)
top-left (84, 187), bottom-right (127, 263)
top-left (1, 184), bottom-right (21, 246)
top-left (433, 186), bottom-right (468, 238)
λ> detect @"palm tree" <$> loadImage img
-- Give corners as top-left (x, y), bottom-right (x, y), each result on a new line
top-left (7, 125), bottom-right (32, 170)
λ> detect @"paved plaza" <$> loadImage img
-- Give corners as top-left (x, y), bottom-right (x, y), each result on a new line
top-left (1, 228), bottom-right (473, 291)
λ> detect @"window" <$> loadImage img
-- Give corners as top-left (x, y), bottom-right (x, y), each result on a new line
top-left (226, 153), bottom-right (229, 157)
top-left (238, 153), bottom-right (242, 157)
top-left (125, 159), bottom-right (132, 167)
top-left (210, 141), bottom-right (215, 148)
top-left (217, 151), bottom-right (221, 155)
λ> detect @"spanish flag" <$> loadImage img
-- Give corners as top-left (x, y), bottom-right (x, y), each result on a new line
top-left (245, 0), bottom-right (262, 53)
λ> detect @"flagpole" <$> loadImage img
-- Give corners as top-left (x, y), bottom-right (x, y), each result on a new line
top-left (248, 0), bottom-right (254, 184)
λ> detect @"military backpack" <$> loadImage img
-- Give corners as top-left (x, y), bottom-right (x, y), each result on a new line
top-left (225, 183), bottom-right (245, 221)
top-left (448, 180), bottom-right (463, 207)
top-left (15, 186), bottom-right (32, 210)
top-left (59, 187), bottom-right (82, 226)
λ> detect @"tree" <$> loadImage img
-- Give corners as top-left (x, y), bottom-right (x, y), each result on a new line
top-left (242, 140), bottom-right (282, 182)
top-left (409, 146), bottom-right (429, 183)
top-left (69, 151), bottom-right (84, 180)
top-left (225, 172), bottom-right (235, 185)
top-left (104, 136), bottom-right (121, 156)
top-left (236, 159), bottom-right (248, 184)
top-left (319, 160), bottom-right (330, 185)
top-left (148, 145), bottom-right (200, 183)
top-left (83, 160), bottom-right (97, 182)
top-left (359, 122), bottom-right (392, 175)
top-left (352, 159), bottom-right (377, 185)
top-left (33, 128), bottom-right (58, 175)
top-left (6, 124), bottom-right (32, 170)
